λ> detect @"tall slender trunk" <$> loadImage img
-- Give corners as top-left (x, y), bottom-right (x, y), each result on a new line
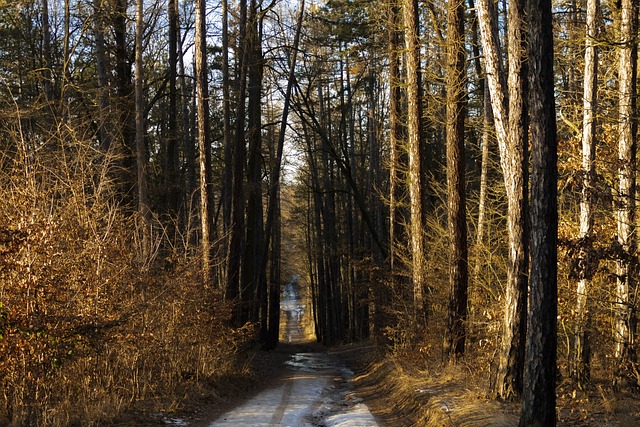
top-left (167, 0), bottom-right (179, 215)
top-left (476, 0), bottom-right (529, 399)
top-left (227, 0), bottom-right (249, 324)
top-left (41, 0), bottom-right (52, 101)
top-left (244, 0), bottom-right (265, 325)
top-left (114, 0), bottom-right (135, 205)
top-left (614, 0), bottom-right (638, 381)
top-left (388, 0), bottom-right (406, 278)
top-left (135, 0), bottom-right (151, 262)
top-left (222, 0), bottom-right (233, 235)
top-left (403, 0), bottom-right (426, 319)
top-left (445, 0), bottom-right (468, 358)
top-left (195, 0), bottom-right (212, 284)
top-left (94, 0), bottom-right (112, 152)
top-left (573, 0), bottom-right (599, 387)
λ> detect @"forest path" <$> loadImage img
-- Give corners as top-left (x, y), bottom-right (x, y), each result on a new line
top-left (204, 281), bottom-right (380, 427)
top-left (205, 348), bottom-right (379, 427)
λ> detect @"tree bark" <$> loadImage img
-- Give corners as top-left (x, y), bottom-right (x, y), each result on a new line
top-left (227, 0), bottom-right (249, 325)
top-left (195, 0), bottom-right (212, 284)
top-left (114, 0), bottom-right (135, 206)
top-left (388, 0), bottom-right (407, 280)
top-left (520, 0), bottom-right (558, 422)
top-left (476, 0), bottom-right (529, 399)
top-left (572, 0), bottom-right (599, 387)
top-left (94, 0), bottom-right (112, 152)
top-left (403, 0), bottom-right (427, 319)
top-left (445, 0), bottom-right (468, 358)
top-left (167, 0), bottom-right (179, 215)
top-left (614, 0), bottom-right (638, 382)
top-left (222, 0), bottom-right (233, 234)
top-left (135, 0), bottom-right (151, 262)
top-left (244, 0), bottom-right (265, 324)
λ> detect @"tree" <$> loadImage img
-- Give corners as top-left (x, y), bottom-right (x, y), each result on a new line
top-left (572, 0), bottom-right (599, 387)
top-left (403, 0), bottom-right (427, 318)
top-left (244, 0), bottom-right (265, 324)
top-left (445, 0), bottom-right (468, 358)
top-left (476, 0), bottom-right (529, 399)
top-left (613, 0), bottom-right (638, 382)
top-left (520, 0), bottom-right (558, 422)
top-left (166, 0), bottom-right (180, 215)
top-left (195, 0), bottom-right (212, 284)
top-left (227, 0), bottom-right (249, 323)
top-left (135, 0), bottom-right (152, 262)
top-left (388, 0), bottom-right (407, 279)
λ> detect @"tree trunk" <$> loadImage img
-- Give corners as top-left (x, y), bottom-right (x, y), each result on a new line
top-left (114, 0), bottom-right (135, 206)
top-left (614, 0), bottom-right (638, 383)
top-left (41, 0), bottom-right (52, 101)
top-left (572, 0), bottom-right (599, 387)
top-left (222, 0), bottom-right (233, 235)
top-left (388, 0), bottom-right (407, 280)
top-left (227, 0), bottom-right (249, 325)
top-left (166, 0), bottom-right (179, 215)
top-left (135, 0), bottom-right (151, 262)
top-left (520, 0), bottom-right (558, 423)
top-left (403, 0), bottom-right (426, 319)
top-left (445, 0), bottom-right (468, 359)
top-left (244, 0), bottom-right (265, 324)
top-left (94, 0), bottom-right (112, 152)
top-left (476, 0), bottom-right (529, 399)
top-left (195, 0), bottom-right (212, 284)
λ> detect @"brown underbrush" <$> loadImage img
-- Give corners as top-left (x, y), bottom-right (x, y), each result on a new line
top-left (0, 126), bottom-right (253, 426)
top-left (344, 335), bottom-right (640, 426)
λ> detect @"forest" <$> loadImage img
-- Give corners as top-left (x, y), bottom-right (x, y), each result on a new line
top-left (0, 0), bottom-right (637, 425)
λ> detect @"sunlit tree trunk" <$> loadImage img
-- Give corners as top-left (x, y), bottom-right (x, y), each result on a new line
top-left (520, 0), bottom-right (558, 422)
top-left (572, 0), bottom-right (599, 387)
top-left (476, 0), bottom-right (529, 399)
top-left (403, 0), bottom-right (426, 318)
top-left (388, 0), bottom-right (407, 279)
top-left (195, 0), bottom-right (212, 284)
top-left (614, 0), bottom-right (638, 381)
top-left (445, 0), bottom-right (468, 358)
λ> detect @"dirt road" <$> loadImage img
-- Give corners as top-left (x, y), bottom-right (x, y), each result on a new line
top-left (205, 280), bottom-right (380, 427)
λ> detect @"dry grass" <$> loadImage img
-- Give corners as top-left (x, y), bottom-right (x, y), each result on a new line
top-left (0, 121), bottom-right (255, 426)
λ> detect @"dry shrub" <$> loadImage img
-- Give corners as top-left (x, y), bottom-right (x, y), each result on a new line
top-left (0, 118), bottom-right (248, 426)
